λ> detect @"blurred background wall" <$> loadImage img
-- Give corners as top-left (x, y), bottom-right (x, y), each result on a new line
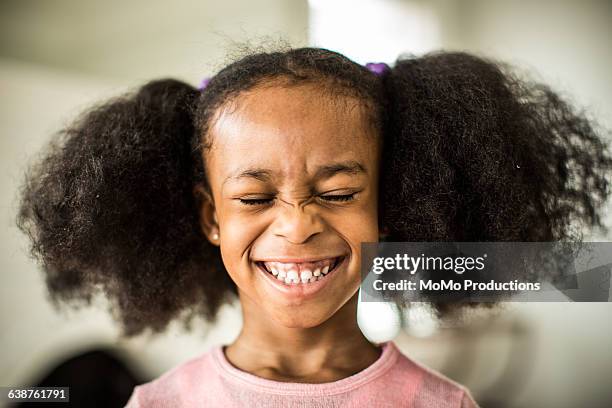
top-left (1, 1), bottom-right (611, 407)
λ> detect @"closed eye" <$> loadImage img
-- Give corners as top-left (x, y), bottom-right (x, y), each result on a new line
top-left (238, 198), bottom-right (274, 206)
top-left (319, 193), bottom-right (356, 202)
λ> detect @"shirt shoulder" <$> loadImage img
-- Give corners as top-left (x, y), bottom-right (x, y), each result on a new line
top-left (386, 342), bottom-right (480, 408)
top-left (124, 349), bottom-right (220, 408)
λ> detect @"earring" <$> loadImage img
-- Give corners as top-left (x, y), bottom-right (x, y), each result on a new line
top-left (212, 232), bottom-right (219, 241)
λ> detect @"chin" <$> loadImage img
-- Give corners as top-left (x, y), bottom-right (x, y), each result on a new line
top-left (271, 309), bottom-right (334, 329)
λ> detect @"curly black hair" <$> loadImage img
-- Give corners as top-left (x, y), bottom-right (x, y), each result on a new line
top-left (16, 47), bottom-right (612, 336)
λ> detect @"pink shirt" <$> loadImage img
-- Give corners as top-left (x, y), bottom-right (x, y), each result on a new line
top-left (125, 341), bottom-right (479, 407)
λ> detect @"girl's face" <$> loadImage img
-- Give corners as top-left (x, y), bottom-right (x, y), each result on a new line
top-left (199, 83), bottom-right (380, 328)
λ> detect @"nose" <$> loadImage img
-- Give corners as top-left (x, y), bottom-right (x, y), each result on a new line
top-left (271, 199), bottom-right (324, 244)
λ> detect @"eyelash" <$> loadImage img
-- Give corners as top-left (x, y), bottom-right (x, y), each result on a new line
top-left (323, 193), bottom-right (356, 202)
top-left (238, 193), bottom-right (356, 206)
top-left (239, 198), bottom-right (273, 206)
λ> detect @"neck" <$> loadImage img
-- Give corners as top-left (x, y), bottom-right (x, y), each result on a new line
top-left (224, 292), bottom-right (381, 383)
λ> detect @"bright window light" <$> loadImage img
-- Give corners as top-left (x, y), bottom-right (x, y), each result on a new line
top-left (309, 0), bottom-right (441, 64)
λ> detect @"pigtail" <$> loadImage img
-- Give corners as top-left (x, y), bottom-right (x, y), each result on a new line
top-left (379, 52), bottom-right (612, 316)
top-left (380, 52), bottom-right (612, 243)
top-left (17, 79), bottom-right (234, 336)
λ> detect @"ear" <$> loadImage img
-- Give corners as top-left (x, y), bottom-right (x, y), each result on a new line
top-left (193, 182), bottom-right (220, 246)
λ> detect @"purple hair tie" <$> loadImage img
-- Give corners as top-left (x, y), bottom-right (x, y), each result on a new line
top-left (198, 77), bottom-right (211, 91)
top-left (365, 62), bottom-right (390, 76)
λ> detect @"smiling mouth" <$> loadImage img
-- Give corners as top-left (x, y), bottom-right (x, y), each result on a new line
top-left (255, 256), bottom-right (344, 285)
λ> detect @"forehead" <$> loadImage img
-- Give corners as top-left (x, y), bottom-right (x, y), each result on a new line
top-left (206, 84), bottom-right (378, 182)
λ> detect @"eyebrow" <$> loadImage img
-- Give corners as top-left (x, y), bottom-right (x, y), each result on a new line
top-left (223, 160), bottom-right (367, 186)
top-left (313, 161), bottom-right (367, 180)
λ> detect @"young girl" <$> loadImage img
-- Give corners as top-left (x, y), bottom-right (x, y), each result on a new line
top-left (17, 48), bottom-right (612, 407)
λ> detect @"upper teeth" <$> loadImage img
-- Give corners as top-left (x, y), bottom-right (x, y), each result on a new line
top-left (263, 258), bottom-right (337, 285)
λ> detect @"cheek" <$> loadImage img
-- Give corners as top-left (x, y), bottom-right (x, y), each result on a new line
top-left (331, 209), bottom-right (378, 245)
top-left (325, 205), bottom-right (379, 285)
top-left (342, 189), bottom-right (379, 243)
top-left (217, 209), bottom-right (269, 280)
